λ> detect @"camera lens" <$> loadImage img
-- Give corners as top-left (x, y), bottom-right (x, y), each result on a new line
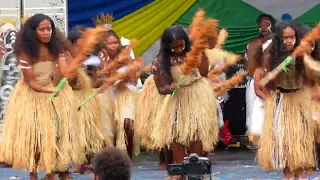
top-left (188, 153), bottom-right (199, 163)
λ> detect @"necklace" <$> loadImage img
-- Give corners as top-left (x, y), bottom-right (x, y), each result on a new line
top-left (170, 56), bottom-right (185, 64)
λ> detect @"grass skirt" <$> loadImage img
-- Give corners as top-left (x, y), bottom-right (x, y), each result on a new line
top-left (114, 89), bottom-right (140, 155)
top-left (97, 90), bottom-right (115, 146)
top-left (151, 67), bottom-right (219, 152)
top-left (73, 69), bottom-right (105, 154)
top-left (0, 80), bottom-right (83, 173)
top-left (135, 75), bottom-right (165, 150)
top-left (257, 88), bottom-right (317, 171)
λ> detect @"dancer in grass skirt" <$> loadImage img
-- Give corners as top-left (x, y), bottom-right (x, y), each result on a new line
top-left (0, 14), bottom-right (85, 180)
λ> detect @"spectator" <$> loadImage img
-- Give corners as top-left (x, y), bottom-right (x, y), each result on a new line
top-left (91, 147), bottom-right (131, 180)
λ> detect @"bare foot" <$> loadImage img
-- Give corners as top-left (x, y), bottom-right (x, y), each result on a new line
top-left (41, 174), bottom-right (56, 180)
top-left (283, 168), bottom-right (294, 180)
top-left (283, 174), bottom-right (294, 180)
top-left (295, 174), bottom-right (309, 179)
top-left (68, 165), bottom-right (82, 173)
top-left (294, 168), bottom-right (309, 179)
top-left (0, 162), bottom-right (11, 168)
top-left (82, 169), bottom-right (93, 175)
top-left (159, 163), bottom-right (167, 171)
top-left (167, 175), bottom-right (181, 180)
top-left (306, 169), bottom-right (315, 176)
top-left (29, 172), bottom-right (38, 180)
top-left (131, 161), bottom-right (135, 166)
top-left (58, 172), bottom-right (71, 180)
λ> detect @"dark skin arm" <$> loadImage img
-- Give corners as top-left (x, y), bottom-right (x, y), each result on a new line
top-left (306, 41), bottom-right (320, 82)
top-left (152, 57), bottom-right (176, 95)
top-left (261, 44), bottom-right (276, 91)
top-left (19, 54), bottom-right (55, 93)
top-left (56, 52), bottom-right (80, 88)
top-left (198, 53), bottom-right (209, 77)
top-left (245, 38), bottom-right (263, 77)
top-left (253, 67), bottom-right (268, 100)
top-left (306, 41), bottom-right (320, 101)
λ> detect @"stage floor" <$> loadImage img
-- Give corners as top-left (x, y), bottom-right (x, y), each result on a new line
top-left (1, 149), bottom-right (320, 180)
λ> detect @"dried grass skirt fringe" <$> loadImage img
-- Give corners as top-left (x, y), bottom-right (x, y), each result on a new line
top-left (114, 89), bottom-right (140, 155)
top-left (257, 88), bottom-right (316, 171)
top-left (0, 80), bottom-right (85, 173)
top-left (135, 75), bottom-right (165, 150)
top-left (73, 69), bottom-right (106, 154)
top-left (151, 77), bottom-right (219, 152)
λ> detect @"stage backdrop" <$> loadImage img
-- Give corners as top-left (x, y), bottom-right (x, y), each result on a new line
top-left (68, 0), bottom-right (197, 59)
top-left (67, 0), bottom-right (319, 64)
top-left (68, 0), bottom-right (154, 29)
top-left (176, 0), bottom-right (320, 54)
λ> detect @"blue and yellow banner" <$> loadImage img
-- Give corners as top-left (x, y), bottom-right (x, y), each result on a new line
top-left (68, 0), bottom-right (197, 56)
top-left (113, 0), bottom-right (197, 56)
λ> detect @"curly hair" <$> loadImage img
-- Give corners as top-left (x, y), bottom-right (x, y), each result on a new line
top-left (14, 13), bottom-right (63, 63)
top-left (91, 147), bottom-right (131, 180)
top-left (159, 25), bottom-right (191, 83)
top-left (269, 21), bottom-right (311, 76)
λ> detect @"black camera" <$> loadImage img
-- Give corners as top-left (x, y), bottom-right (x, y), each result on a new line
top-left (167, 153), bottom-right (212, 180)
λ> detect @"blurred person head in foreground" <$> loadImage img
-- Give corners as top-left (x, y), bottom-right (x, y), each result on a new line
top-left (92, 147), bottom-right (131, 180)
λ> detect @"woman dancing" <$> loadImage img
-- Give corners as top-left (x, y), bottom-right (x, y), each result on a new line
top-left (66, 25), bottom-right (114, 174)
top-left (150, 25), bottom-right (218, 168)
top-left (135, 52), bottom-right (173, 170)
top-left (257, 21), bottom-right (318, 180)
top-left (0, 14), bottom-right (83, 180)
top-left (101, 30), bottom-right (140, 160)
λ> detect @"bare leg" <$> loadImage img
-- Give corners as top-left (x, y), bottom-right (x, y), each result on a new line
top-left (124, 118), bottom-right (134, 163)
top-left (169, 142), bottom-right (185, 180)
top-left (159, 148), bottom-right (167, 170)
top-left (58, 171), bottom-right (71, 180)
top-left (306, 167), bottom-right (314, 176)
top-left (159, 147), bottom-right (173, 170)
top-left (189, 140), bottom-right (203, 156)
top-left (171, 142), bottom-right (185, 164)
top-left (30, 153), bottom-right (41, 180)
top-left (69, 154), bottom-right (93, 174)
top-left (283, 167), bottom-right (293, 179)
top-left (0, 162), bottom-right (11, 168)
top-left (29, 172), bottom-right (38, 180)
top-left (165, 147), bottom-right (173, 165)
top-left (41, 173), bottom-right (55, 180)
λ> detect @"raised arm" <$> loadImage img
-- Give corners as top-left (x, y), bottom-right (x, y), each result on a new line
top-left (56, 53), bottom-right (70, 78)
